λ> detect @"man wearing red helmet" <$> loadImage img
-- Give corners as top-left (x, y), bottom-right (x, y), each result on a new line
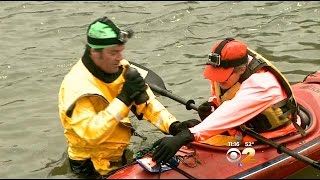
top-left (152, 38), bottom-right (304, 164)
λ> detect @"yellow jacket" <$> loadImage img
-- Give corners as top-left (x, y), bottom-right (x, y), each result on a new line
top-left (58, 59), bottom-right (177, 175)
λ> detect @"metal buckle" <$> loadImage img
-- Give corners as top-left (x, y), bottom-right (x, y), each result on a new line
top-left (118, 30), bottom-right (134, 43)
top-left (207, 53), bottom-right (221, 67)
top-left (119, 30), bottom-right (129, 43)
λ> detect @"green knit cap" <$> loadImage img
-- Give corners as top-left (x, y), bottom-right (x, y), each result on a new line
top-left (87, 17), bottom-right (133, 49)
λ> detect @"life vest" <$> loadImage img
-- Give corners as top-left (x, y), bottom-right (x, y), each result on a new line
top-left (212, 48), bottom-right (305, 135)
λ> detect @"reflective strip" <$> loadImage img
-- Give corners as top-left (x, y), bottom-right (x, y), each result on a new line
top-left (150, 98), bottom-right (166, 112)
top-left (106, 98), bottom-right (130, 121)
top-left (155, 115), bottom-right (164, 129)
top-left (112, 111), bottom-right (122, 121)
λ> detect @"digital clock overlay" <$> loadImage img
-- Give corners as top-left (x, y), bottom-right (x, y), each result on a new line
top-left (226, 141), bottom-right (256, 165)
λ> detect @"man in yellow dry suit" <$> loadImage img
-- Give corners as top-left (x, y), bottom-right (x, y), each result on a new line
top-left (152, 38), bottom-right (305, 164)
top-left (58, 16), bottom-right (200, 177)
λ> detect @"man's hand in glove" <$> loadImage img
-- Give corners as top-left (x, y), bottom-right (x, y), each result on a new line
top-left (152, 129), bottom-right (195, 164)
top-left (117, 65), bottom-right (149, 106)
top-left (169, 119), bottom-right (201, 136)
top-left (198, 101), bottom-right (216, 120)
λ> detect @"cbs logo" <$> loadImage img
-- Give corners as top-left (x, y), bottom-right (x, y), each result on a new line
top-left (226, 148), bottom-right (256, 164)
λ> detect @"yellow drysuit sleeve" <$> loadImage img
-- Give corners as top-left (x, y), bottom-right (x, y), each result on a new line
top-left (134, 85), bottom-right (178, 134)
top-left (69, 95), bottom-right (131, 145)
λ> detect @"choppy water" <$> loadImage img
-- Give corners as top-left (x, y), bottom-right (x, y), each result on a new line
top-left (0, 1), bottom-right (319, 179)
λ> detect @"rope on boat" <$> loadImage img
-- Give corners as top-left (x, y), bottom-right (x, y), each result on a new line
top-left (176, 145), bottom-right (202, 168)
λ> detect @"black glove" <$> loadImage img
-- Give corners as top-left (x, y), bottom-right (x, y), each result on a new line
top-left (152, 129), bottom-right (194, 164)
top-left (198, 101), bottom-right (215, 120)
top-left (169, 119), bottom-right (201, 136)
top-left (117, 66), bottom-right (149, 106)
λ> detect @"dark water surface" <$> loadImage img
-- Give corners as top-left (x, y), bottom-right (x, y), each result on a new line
top-left (0, 1), bottom-right (319, 178)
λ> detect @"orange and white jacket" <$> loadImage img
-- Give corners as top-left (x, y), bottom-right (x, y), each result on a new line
top-left (189, 68), bottom-right (298, 144)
